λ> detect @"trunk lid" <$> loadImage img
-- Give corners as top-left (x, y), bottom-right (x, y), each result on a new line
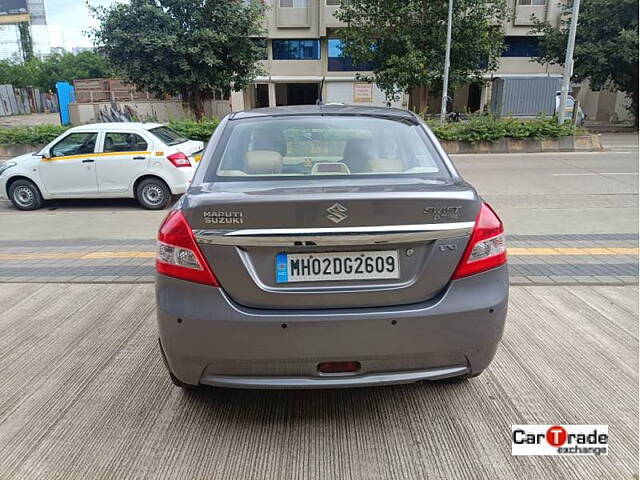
top-left (177, 140), bottom-right (204, 158)
top-left (183, 177), bottom-right (480, 309)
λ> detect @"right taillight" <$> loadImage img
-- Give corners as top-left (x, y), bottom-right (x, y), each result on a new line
top-left (156, 210), bottom-right (219, 286)
top-left (452, 202), bottom-right (507, 279)
top-left (167, 152), bottom-right (191, 168)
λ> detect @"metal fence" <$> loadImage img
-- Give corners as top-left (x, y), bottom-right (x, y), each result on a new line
top-left (0, 84), bottom-right (59, 116)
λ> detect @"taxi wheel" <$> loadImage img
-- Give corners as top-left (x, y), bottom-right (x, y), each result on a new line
top-left (136, 178), bottom-right (171, 210)
top-left (8, 179), bottom-right (44, 210)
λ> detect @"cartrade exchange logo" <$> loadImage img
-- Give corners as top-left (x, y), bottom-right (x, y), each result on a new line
top-left (512, 425), bottom-right (608, 456)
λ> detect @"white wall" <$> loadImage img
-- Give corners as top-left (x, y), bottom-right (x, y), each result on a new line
top-left (69, 100), bottom-right (230, 124)
top-left (324, 81), bottom-right (404, 108)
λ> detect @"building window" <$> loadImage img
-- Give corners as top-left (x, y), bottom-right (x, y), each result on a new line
top-left (326, 0), bottom-right (350, 5)
top-left (518, 0), bottom-right (546, 5)
top-left (328, 38), bottom-right (376, 71)
top-left (502, 36), bottom-right (540, 57)
top-left (279, 0), bottom-right (308, 7)
top-left (272, 39), bottom-right (320, 60)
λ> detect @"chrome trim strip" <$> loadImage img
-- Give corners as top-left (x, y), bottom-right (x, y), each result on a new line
top-left (199, 365), bottom-right (470, 389)
top-left (193, 222), bottom-right (474, 247)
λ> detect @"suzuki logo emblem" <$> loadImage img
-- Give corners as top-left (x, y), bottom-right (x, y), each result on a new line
top-left (326, 203), bottom-right (348, 223)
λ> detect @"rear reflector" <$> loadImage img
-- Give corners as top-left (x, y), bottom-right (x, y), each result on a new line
top-left (156, 210), bottom-right (219, 286)
top-left (452, 202), bottom-right (507, 279)
top-left (167, 152), bottom-right (191, 168)
top-left (318, 361), bottom-right (361, 374)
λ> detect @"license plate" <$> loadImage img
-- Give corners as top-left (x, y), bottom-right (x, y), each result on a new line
top-left (276, 250), bottom-right (399, 283)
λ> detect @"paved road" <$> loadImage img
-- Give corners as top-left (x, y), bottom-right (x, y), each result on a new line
top-left (0, 133), bottom-right (636, 285)
top-left (0, 283), bottom-right (637, 479)
top-left (452, 133), bottom-right (638, 235)
top-left (0, 134), bottom-right (636, 240)
top-left (0, 133), bottom-right (637, 479)
top-left (0, 112), bottom-right (61, 128)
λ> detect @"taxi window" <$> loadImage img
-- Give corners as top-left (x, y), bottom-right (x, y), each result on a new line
top-left (50, 132), bottom-right (98, 157)
top-left (104, 132), bottom-right (148, 152)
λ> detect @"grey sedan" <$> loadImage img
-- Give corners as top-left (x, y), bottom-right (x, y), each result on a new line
top-left (155, 105), bottom-right (508, 389)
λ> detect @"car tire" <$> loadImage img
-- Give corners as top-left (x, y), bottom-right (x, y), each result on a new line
top-left (8, 179), bottom-right (44, 210)
top-left (136, 178), bottom-right (171, 210)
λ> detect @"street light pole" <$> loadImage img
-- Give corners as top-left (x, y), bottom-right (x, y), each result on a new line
top-left (558, 0), bottom-right (581, 124)
top-left (440, 0), bottom-right (453, 125)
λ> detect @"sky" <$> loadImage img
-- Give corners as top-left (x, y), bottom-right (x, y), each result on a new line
top-left (45, 0), bottom-right (120, 50)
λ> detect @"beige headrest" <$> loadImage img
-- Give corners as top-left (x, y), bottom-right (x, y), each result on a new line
top-left (245, 150), bottom-right (283, 174)
top-left (369, 157), bottom-right (405, 173)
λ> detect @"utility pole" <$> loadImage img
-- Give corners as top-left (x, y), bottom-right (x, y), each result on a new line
top-left (558, 0), bottom-right (580, 124)
top-left (439, 0), bottom-right (453, 125)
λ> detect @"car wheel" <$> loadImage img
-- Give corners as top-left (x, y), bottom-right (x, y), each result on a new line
top-left (136, 178), bottom-right (171, 210)
top-left (8, 179), bottom-right (44, 210)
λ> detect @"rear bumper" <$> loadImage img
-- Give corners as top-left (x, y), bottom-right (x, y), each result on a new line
top-left (0, 176), bottom-right (7, 199)
top-left (163, 167), bottom-right (195, 195)
top-left (156, 265), bottom-right (508, 389)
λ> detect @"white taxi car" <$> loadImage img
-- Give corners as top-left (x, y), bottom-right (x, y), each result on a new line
top-left (0, 122), bottom-right (204, 210)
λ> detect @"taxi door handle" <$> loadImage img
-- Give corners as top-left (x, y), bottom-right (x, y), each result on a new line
top-left (133, 156), bottom-right (146, 160)
top-left (82, 159), bottom-right (95, 163)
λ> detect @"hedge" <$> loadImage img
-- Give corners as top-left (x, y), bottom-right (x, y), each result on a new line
top-left (168, 118), bottom-right (220, 142)
top-left (166, 115), bottom-right (583, 144)
top-left (0, 124), bottom-right (70, 145)
top-left (0, 115), bottom-right (582, 146)
top-left (425, 115), bottom-right (583, 142)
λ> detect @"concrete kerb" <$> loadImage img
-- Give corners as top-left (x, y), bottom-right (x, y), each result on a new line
top-left (0, 144), bottom-right (43, 159)
top-left (440, 134), bottom-right (603, 154)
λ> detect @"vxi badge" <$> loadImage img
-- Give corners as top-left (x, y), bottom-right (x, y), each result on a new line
top-left (512, 425), bottom-right (608, 456)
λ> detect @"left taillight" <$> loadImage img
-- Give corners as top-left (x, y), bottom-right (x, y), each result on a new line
top-left (156, 210), bottom-right (219, 286)
top-left (452, 202), bottom-right (507, 279)
top-left (167, 152), bottom-right (191, 168)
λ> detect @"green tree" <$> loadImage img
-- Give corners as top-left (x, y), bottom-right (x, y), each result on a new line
top-left (0, 51), bottom-right (113, 91)
top-left (91, 0), bottom-right (265, 119)
top-left (36, 51), bottom-right (115, 91)
top-left (532, 0), bottom-right (638, 126)
top-left (334, 0), bottom-right (506, 103)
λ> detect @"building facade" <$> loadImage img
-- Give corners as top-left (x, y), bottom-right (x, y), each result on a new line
top-left (231, 0), bottom-right (632, 124)
top-left (230, 0), bottom-right (408, 110)
top-left (0, 0), bottom-right (49, 60)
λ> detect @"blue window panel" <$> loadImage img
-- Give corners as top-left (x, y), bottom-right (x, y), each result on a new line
top-left (272, 39), bottom-right (320, 60)
top-left (327, 38), bottom-right (376, 71)
top-left (328, 38), bottom-right (343, 57)
top-left (502, 36), bottom-right (540, 57)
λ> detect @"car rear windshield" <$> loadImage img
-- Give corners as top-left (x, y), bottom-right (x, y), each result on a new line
top-left (149, 126), bottom-right (188, 146)
top-left (205, 116), bottom-right (449, 181)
